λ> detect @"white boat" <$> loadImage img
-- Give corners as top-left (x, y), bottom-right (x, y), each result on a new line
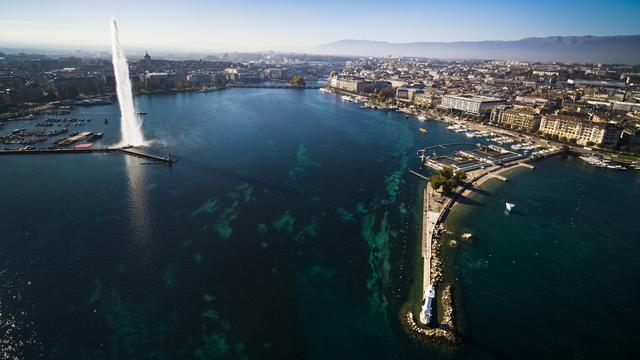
top-left (505, 202), bottom-right (515, 212)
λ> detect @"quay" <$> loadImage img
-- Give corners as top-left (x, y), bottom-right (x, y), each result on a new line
top-left (0, 147), bottom-right (176, 164)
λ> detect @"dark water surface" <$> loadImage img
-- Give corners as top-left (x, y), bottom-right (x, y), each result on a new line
top-left (445, 157), bottom-right (640, 359)
top-left (0, 89), bottom-right (638, 359)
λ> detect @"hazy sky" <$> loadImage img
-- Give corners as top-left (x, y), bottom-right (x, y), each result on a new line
top-left (1, 0), bottom-right (639, 52)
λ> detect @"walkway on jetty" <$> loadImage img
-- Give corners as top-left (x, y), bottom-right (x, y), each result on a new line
top-left (0, 147), bottom-right (176, 164)
top-left (422, 183), bottom-right (451, 305)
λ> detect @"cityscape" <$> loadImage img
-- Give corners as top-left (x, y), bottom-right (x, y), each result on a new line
top-left (1, 1), bottom-right (639, 359)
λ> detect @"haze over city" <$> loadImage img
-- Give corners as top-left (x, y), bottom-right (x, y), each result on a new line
top-left (2, 0), bottom-right (640, 52)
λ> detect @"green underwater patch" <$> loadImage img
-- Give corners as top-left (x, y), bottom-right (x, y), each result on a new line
top-left (272, 211), bottom-right (295, 234)
top-left (191, 198), bottom-right (220, 218)
top-left (214, 201), bottom-right (240, 239)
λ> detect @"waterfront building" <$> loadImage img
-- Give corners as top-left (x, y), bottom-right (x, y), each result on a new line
top-left (538, 114), bottom-right (621, 145)
top-left (424, 145), bottom-right (524, 173)
top-left (51, 76), bottom-right (100, 97)
top-left (212, 73), bottom-right (227, 83)
top-left (413, 93), bottom-right (441, 108)
top-left (328, 75), bottom-right (368, 93)
top-left (490, 106), bottom-right (541, 132)
top-left (237, 72), bottom-right (259, 82)
top-left (187, 73), bottom-right (212, 85)
top-left (265, 68), bottom-right (288, 80)
top-left (438, 94), bottom-right (505, 115)
top-left (396, 84), bottom-right (426, 103)
top-left (143, 72), bottom-right (177, 91)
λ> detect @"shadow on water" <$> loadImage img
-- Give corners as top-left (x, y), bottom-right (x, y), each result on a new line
top-left (504, 209), bottom-right (525, 217)
top-left (456, 194), bottom-right (484, 207)
top-left (465, 186), bottom-right (491, 197)
top-left (180, 157), bottom-right (303, 197)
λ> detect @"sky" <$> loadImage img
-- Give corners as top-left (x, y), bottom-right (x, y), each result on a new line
top-left (1, 0), bottom-right (639, 53)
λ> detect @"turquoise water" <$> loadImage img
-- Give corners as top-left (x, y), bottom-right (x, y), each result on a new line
top-left (0, 89), bottom-right (638, 359)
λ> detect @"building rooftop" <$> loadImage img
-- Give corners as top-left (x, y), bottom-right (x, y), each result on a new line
top-left (444, 94), bottom-right (504, 103)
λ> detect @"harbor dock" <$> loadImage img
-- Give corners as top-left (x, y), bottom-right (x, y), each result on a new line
top-left (488, 172), bottom-right (508, 182)
top-left (0, 147), bottom-right (176, 164)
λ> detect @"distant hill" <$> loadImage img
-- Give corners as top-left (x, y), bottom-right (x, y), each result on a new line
top-left (316, 36), bottom-right (640, 64)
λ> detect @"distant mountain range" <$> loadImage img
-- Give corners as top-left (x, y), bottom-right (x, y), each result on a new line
top-left (316, 36), bottom-right (640, 64)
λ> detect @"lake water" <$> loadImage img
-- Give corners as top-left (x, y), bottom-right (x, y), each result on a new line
top-left (0, 89), bottom-right (638, 359)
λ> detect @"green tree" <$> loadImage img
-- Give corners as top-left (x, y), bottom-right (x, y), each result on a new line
top-left (376, 87), bottom-right (395, 100)
top-left (288, 75), bottom-right (306, 87)
top-left (430, 166), bottom-right (467, 194)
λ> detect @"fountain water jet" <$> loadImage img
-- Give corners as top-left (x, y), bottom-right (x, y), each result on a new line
top-left (111, 17), bottom-right (145, 147)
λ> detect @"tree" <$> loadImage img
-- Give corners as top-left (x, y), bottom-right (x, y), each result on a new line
top-left (586, 141), bottom-right (596, 147)
top-left (376, 87), bottom-right (395, 100)
top-left (288, 75), bottom-right (306, 87)
top-left (430, 166), bottom-right (467, 194)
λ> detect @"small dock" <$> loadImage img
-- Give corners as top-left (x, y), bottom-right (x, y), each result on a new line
top-left (517, 162), bottom-right (535, 169)
top-left (488, 172), bottom-right (508, 182)
top-left (409, 170), bottom-right (429, 180)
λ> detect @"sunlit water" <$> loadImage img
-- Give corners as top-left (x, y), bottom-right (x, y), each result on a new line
top-left (0, 89), bottom-right (638, 358)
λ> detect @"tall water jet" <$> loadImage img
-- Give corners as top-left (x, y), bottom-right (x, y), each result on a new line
top-left (111, 17), bottom-right (145, 146)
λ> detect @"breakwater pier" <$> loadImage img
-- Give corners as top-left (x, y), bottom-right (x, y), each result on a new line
top-left (406, 144), bottom-right (550, 344)
top-left (0, 147), bottom-right (176, 164)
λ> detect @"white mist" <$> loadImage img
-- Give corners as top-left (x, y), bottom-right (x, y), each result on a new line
top-left (111, 18), bottom-right (145, 147)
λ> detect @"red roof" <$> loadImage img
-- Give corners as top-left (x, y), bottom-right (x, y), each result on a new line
top-left (75, 143), bottom-right (94, 149)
